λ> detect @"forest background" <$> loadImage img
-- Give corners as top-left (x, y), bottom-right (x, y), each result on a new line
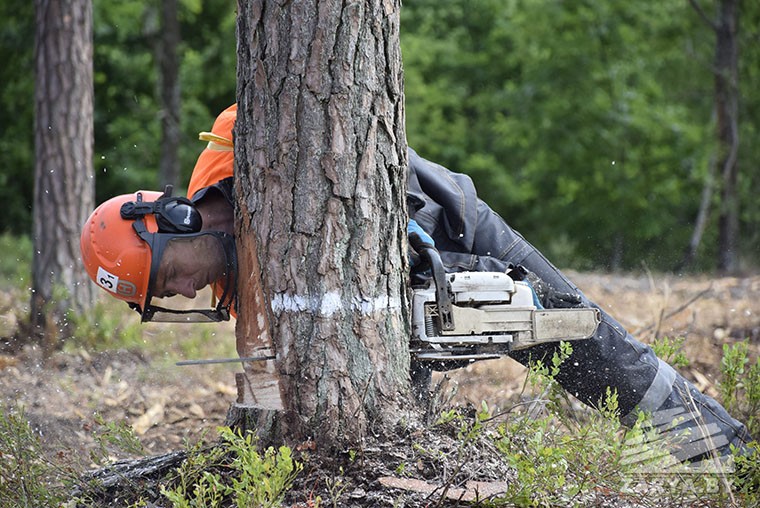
top-left (2, 0), bottom-right (760, 274)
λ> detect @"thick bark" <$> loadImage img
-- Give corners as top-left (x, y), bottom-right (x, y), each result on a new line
top-left (32, 0), bottom-right (95, 348)
top-left (233, 0), bottom-right (410, 449)
top-left (157, 0), bottom-right (181, 188)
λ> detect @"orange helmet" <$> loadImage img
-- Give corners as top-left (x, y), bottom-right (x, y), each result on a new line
top-left (80, 190), bottom-right (163, 309)
top-left (80, 187), bottom-right (235, 322)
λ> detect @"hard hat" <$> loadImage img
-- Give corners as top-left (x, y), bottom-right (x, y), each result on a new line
top-left (80, 190), bottom-right (163, 309)
top-left (80, 186), bottom-right (235, 322)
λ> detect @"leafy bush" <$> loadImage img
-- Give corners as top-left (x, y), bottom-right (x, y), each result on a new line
top-left (439, 340), bottom-right (757, 506)
top-left (0, 404), bottom-right (149, 507)
top-left (161, 427), bottom-right (302, 508)
top-left (0, 406), bottom-right (68, 507)
top-left (719, 341), bottom-right (760, 437)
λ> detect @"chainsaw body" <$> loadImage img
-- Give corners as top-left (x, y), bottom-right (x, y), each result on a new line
top-left (408, 235), bottom-right (600, 364)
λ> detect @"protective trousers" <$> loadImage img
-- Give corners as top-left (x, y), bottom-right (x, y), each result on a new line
top-left (407, 148), bottom-right (753, 461)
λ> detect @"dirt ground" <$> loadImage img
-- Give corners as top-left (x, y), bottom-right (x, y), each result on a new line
top-left (1, 271), bottom-right (759, 506)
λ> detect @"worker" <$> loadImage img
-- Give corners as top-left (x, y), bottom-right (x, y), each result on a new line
top-left (80, 104), bottom-right (753, 465)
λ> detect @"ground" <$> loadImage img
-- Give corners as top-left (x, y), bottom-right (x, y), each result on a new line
top-left (1, 271), bottom-right (759, 506)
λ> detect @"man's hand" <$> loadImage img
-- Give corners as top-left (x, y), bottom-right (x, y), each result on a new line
top-left (513, 266), bottom-right (584, 309)
top-left (408, 219), bottom-right (434, 268)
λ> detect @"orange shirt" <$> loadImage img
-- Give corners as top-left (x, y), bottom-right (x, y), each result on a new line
top-left (187, 104), bottom-right (237, 200)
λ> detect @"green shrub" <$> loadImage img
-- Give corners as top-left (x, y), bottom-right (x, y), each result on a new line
top-left (719, 341), bottom-right (760, 437)
top-left (0, 406), bottom-right (67, 507)
top-left (160, 427), bottom-right (302, 508)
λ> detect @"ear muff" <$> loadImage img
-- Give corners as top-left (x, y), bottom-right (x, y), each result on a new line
top-left (154, 198), bottom-right (203, 234)
top-left (120, 185), bottom-right (202, 234)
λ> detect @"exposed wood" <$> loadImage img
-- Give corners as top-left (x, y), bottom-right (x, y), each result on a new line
top-left (233, 205), bottom-right (283, 411)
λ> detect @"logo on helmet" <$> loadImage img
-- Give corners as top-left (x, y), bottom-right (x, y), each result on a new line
top-left (116, 280), bottom-right (137, 297)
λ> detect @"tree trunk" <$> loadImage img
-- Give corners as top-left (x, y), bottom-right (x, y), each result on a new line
top-left (714, 0), bottom-right (740, 274)
top-left (679, 154), bottom-right (716, 271)
top-left (32, 0), bottom-right (95, 350)
top-left (157, 0), bottom-right (181, 188)
top-left (232, 0), bottom-right (410, 450)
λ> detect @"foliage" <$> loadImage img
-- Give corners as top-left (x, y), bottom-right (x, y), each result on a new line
top-left (2, 0), bottom-right (760, 270)
top-left (488, 343), bottom-right (642, 505)
top-left (0, 403), bottom-right (301, 508)
top-left (0, 233), bottom-right (31, 291)
top-left (719, 341), bottom-right (760, 437)
top-left (66, 297), bottom-right (144, 351)
top-left (0, 0), bottom-right (34, 236)
top-left (0, 403), bottom-right (152, 507)
top-left (401, 0), bottom-right (760, 270)
top-left (90, 412), bottom-right (146, 466)
top-left (160, 427), bottom-right (302, 508)
top-left (650, 336), bottom-right (690, 370)
top-left (434, 340), bottom-right (757, 506)
top-left (0, 406), bottom-right (68, 507)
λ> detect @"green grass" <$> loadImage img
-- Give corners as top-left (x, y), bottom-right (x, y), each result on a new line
top-left (0, 233), bottom-right (31, 292)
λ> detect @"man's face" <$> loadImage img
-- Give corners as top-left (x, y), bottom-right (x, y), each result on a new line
top-left (152, 235), bottom-right (226, 299)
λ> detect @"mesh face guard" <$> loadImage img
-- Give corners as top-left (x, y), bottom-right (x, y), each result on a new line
top-left (121, 188), bottom-right (237, 323)
top-left (130, 229), bottom-right (237, 323)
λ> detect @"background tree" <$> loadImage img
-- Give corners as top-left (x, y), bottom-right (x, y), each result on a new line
top-left (91, 0), bottom-right (236, 201)
top-left (157, 0), bottom-right (181, 188)
top-left (233, 0), bottom-right (410, 448)
top-left (682, 0), bottom-right (741, 273)
top-left (31, 0), bottom-right (95, 346)
top-left (709, 0), bottom-right (740, 274)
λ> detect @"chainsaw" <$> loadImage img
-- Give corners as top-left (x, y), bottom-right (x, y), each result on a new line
top-left (178, 236), bottom-right (600, 367)
top-left (409, 234), bottom-right (600, 364)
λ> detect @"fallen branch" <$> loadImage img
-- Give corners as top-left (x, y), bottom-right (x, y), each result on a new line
top-left (633, 284), bottom-right (713, 338)
top-left (73, 449), bottom-right (187, 500)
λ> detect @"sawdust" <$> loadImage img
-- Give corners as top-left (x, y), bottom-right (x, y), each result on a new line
top-left (0, 271), bottom-right (758, 506)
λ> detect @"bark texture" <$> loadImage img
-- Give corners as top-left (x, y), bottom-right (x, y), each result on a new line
top-left (234, 0), bottom-right (410, 448)
top-left (32, 0), bottom-right (94, 346)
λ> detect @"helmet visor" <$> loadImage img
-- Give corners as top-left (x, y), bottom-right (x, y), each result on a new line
top-left (141, 299), bottom-right (231, 323)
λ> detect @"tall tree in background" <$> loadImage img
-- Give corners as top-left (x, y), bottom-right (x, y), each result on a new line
top-left (687, 0), bottom-right (740, 273)
top-left (713, 0), bottom-right (740, 273)
top-left (157, 0), bottom-right (181, 188)
top-left (233, 0), bottom-right (410, 448)
top-left (32, 0), bottom-right (94, 348)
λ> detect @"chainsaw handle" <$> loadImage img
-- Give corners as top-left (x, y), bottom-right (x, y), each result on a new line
top-left (409, 233), bottom-right (454, 331)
